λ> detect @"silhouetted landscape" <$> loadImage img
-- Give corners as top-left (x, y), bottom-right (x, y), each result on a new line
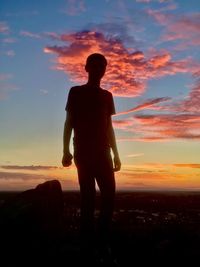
top-left (1, 187), bottom-right (200, 266)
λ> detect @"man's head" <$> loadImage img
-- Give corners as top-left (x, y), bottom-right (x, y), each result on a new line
top-left (85, 53), bottom-right (107, 80)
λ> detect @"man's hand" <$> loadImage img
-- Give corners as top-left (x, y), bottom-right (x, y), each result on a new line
top-left (62, 152), bottom-right (73, 167)
top-left (113, 155), bottom-right (121, 172)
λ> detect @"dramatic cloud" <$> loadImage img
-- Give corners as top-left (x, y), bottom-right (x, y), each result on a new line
top-left (115, 113), bottom-right (200, 141)
top-left (163, 72), bottom-right (200, 113)
top-left (135, 113), bottom-right (200, 139)
top-left (178, 81), bottom-right (200, 113)
top-left (117, 136), bottom-right (168, 142)
top-left (112, 118), bottom-right (134, 130)
top-left (44, 30), bottom-right (144, 97)
top-left (42, 19), bottom-right (200, 142)
top-left (86, 22), bottom-right (137, 45)
top-left (113, 65), bottom-right (200, 141)
top-left (147, 9), bottom-right (200, 48)
top-left (163, 13), bottom-right (200, 47)
top-left (115, 97), bottom-right (171, 116)
top-left (44, 29), bottom-right (196, 97)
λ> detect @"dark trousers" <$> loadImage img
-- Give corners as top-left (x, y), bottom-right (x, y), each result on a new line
top-left (74, 150), bottom-right (115, 244)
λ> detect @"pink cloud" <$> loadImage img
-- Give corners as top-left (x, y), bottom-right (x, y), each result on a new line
top-left (44, 31), bottom-right (146, 97)
top-left (147, 8), bottom-right (172, 25)
top-left (166, 72), bottom-right (200, 113)
top-left (0, 83), bottom-right (18, 100)
top-left (113, 91), bottom-right (200, 142)
top-left (62, 0), bottom-right (86, 16)
top-left (178, 82), bottom-right (200, 113)
top-left (137, 0), bottom-right (172, 2)
top-left (0, 73), bottom-right (16, 100)
top-left (136, 0), bottom-right (151, 2)
top-left (2, 37), bottom-right (16, 43)
top-left (44, 30), bottom-right (196, 97)
top-left (150, 53), bottom-right (171, 67)
top-left (163, 13), bottom-right (200, 44)
top-left (5, 50), bottom-right (15, 57)
top-left (117, 136), bottom-right (169, 142)
top-left (0, 21), bottom-right (9, 34)
top-left (112, 119), bottom-right (134, 130)
top-left (115, 97), bottom-right (171, 116)
top-left (147, 9), bottom-right (200, 48)
top-left (43, 32), bottom-right (60, 40)
top-left (0, 73), bottom-right (12, 81)
top-left (115, 113), bottom-right (200, 141)
top-left (20, 30), bottom-right (41, 39)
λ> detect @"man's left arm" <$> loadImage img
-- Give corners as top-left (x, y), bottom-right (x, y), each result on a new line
top-left (108, 116), bottom-right (121, 172)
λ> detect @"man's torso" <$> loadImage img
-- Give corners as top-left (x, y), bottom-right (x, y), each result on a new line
top-left (66, 84), bottom-right (115, 155)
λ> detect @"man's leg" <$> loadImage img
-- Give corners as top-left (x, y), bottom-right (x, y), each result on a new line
top-left (95, 152), bottom-right (116, 244)
top-left (76, 165), bottom-right (96, 243)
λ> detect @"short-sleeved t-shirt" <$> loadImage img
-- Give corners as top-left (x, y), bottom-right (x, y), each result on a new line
top-left (65, 84), bottom-right (115, 154)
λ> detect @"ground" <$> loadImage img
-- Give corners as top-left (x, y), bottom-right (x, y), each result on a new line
top-left (1, 191), bottom-right (200, 266)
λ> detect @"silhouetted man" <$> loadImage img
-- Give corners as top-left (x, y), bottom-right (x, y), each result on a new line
top-left (62, 53), bottom-right (121, 251)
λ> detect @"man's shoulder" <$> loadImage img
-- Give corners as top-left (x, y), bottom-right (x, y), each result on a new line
top-left (70, 85), bottom-right (84, 93)
top-left (100, 88), bottom-right (113, 98)
top-left (69, 85), bottom-right (113, 99)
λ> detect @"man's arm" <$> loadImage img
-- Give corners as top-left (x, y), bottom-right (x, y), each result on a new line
top-left (108, 116), bottom-right (121, 172)
top-left (62, 112), bottom-right (73, 167)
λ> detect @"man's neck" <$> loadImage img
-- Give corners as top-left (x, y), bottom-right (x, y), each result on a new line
top-left (87, 78), bottom-right (101, 88)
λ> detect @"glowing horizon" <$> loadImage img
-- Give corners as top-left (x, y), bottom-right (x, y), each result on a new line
top-left (0, 163), bottom-right (200, 191)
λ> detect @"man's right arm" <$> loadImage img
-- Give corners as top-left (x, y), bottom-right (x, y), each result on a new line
top-left (62, 111), bottom-right (73, 167)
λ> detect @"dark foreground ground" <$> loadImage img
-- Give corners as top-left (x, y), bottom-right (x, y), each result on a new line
top-left (1, 191), bottom-right (200, 266)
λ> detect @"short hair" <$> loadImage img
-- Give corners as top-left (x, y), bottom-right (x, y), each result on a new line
top-left (86, 53), bottom-right (107, 67)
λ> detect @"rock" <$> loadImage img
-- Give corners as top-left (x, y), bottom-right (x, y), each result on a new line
top-left (0, 180), bottom-right (64, 265)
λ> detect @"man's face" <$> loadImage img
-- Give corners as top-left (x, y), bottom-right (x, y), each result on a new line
top-left (86, 60), bottom-right (107, 79)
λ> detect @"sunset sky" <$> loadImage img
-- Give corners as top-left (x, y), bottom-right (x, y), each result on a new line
top-left (0, 0), bottom-right (200, 191)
